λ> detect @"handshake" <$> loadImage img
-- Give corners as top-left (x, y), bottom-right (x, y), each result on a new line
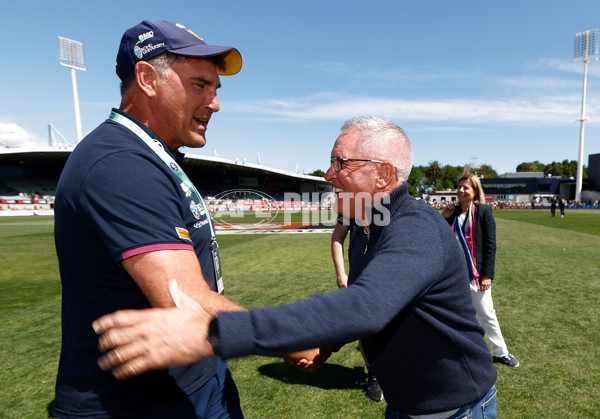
top-left (93, 280), bottom-right (332, 379)
top-left (281, 346), bottom-right (333, 373)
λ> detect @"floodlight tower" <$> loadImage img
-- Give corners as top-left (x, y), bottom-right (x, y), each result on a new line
top-left (574, 29), bottom-right (598, 202)
top-left (58, 36), bottom-right (86, 142)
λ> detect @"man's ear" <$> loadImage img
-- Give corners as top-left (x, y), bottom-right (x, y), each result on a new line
top-left (375, 162), bottom-right (396, 189)
top-left (134, 61), bottom-right (159, 98)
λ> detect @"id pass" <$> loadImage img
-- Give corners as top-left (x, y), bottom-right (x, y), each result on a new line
top-left (210, 239), bottom-right (224, 294)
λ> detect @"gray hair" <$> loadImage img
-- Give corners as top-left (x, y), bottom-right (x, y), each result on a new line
top-left (120, 53), bottom-right (184, 95)
top-left (341, 116), bottom-right (413, 183)
top-left (119, 52), bottom-right (227, 96)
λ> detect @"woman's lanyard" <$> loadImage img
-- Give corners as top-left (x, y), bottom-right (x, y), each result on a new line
top-left (108, 111), bottom-right (224, 293)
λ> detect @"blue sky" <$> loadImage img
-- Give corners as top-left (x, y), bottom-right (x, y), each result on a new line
top-left (2, 0), bottom-right (600, 175)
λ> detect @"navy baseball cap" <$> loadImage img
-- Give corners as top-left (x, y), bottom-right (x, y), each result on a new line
top-left (116, 20), bottom-right (242, 80)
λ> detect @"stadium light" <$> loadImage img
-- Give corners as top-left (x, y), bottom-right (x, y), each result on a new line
top-left (573, 29), bottom-right (598, 202)
top-left (58, 36), bottom-right (86, 142)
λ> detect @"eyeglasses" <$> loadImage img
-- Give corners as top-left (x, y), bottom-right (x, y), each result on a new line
top-left (330, 156), bottom-right (383, 172)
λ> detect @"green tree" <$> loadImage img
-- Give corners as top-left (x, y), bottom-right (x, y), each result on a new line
top-left (541, 160), bottom-right (587, 179)
top-left (516, 161), bottom-right (545, 172)
top-left (425, 161), bottom-right (445, 191)
top-left (439, 165), bottom-right (463, 190)
top-left (479, 164), bottom-right (498, 179)
top-left (562, 160), bottom-right (578, 178)
top-left (407, 166), bottom-right (427, 197)
top-left (404, 162), bottom-right (501, 197)
top-left (307, 169), bottom-right (325, 177)
top-left (544, 161), bottom-right (564, 177)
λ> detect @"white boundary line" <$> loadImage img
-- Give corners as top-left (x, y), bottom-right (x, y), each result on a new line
top-left (217, 228), bottom-right (334, 235)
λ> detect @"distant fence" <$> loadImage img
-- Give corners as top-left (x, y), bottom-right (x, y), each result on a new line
top-left (492, 203), bottom-right (600, 210)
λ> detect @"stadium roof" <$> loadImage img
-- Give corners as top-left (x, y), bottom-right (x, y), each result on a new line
top-left (0, 148), bottom-right (72, 166)
top-left (0, 147), bottom-right (332, 192)
top-left (179, 152), bottom-right (328, 183)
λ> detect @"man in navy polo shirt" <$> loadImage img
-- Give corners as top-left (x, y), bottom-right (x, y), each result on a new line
top-left (53, 20), bottom-right (250, 418)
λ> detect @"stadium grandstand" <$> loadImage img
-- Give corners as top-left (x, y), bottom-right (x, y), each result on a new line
top-left (0, 147), bottom-right (333, 216)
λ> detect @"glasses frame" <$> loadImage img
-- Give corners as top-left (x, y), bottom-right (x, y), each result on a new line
top-left (330, 156), bottom-right (384, 172)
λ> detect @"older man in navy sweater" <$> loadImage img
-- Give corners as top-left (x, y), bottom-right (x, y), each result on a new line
top-left (94, 116), bottom-right (498, 418)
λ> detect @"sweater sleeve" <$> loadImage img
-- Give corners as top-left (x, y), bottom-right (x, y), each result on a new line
top-left (213, 204), bottom-right (457, 360)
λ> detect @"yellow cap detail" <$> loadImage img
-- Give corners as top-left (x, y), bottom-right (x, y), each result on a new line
top-left (175, 23), bottom-right (203, 40)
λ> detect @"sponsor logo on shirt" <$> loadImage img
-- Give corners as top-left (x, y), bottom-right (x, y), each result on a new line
top-left (194, 219), bottom-right (209, 229)
top-left (190, 200), bottom-right (205, 219)
top-left (180, 182), bottom-right (192, 198)
top-left (175, 227), bottom-right (191, 241)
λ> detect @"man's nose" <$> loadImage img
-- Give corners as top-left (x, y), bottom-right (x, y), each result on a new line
top-left (325, 165), bottom-right (336, 181)
top-left (208, 94), bottom-right (220, 112)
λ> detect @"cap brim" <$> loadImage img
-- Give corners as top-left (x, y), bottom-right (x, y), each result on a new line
top-left (168, 45), bottom-right (242, 75)
top-left (218, 48), bottom-right (242, 76)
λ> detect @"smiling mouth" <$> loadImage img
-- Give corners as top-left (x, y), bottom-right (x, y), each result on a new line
top-left (193, 117), bottom-right (208, 129)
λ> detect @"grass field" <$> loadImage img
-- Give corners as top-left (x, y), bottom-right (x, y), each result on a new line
top-left (0, 209), bottom-right (599, 418)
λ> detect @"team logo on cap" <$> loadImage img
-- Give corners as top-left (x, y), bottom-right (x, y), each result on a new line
top-left (133, 42), bottom-right (166, 60)
top-left (175, 23), bottom-right (203, 41)
top-left (135, 31), bottom-right (155, 45)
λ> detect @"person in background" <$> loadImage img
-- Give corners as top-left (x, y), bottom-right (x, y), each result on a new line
top-left (331, 218), bottom-right (383, 402)
top-left (550, 196), bottom-right (557, 217)
top-left (94, 116), bottom-right (498, 418)
top-left (441, 169), bottom-right (520, 368)
top-left (559, 196), bottom-right (566, 218)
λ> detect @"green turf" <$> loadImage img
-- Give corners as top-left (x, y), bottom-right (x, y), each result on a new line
top-left (0, 210), bottom-right (599, 417)
top-left (0, 217), bottom-right (61, 418)
top-left (493, 208), bottom-right (600, 236)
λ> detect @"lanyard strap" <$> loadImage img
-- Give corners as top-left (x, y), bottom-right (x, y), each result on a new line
top-left (108, 111), bottom-right (216, 240)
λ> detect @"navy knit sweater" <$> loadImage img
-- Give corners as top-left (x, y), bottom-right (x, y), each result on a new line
top-left (214, 184), bottom-right (496, 414)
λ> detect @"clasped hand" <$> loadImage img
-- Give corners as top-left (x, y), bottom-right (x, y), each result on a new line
top-left (282, 346), bottom-right (333, 372)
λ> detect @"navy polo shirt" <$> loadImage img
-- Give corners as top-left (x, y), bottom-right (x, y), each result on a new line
top-left (54, 109), bottom-right (219, 417)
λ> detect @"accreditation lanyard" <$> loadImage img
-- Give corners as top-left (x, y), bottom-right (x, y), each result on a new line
top-left (108, 111), bottom-right (224, 294)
